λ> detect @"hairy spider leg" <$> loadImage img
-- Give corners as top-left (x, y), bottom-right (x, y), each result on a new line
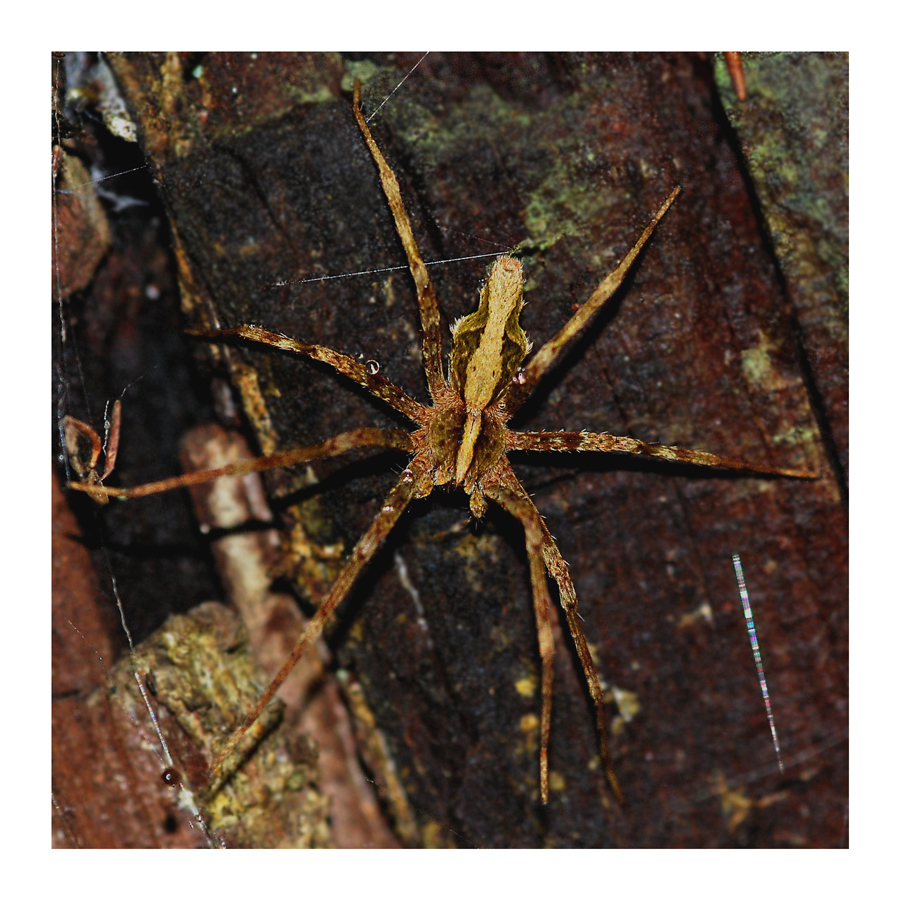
top-left (482, 467), bottom-right (555, 804)
top-left (353, 82), bottom-right (446, 397)
top-left (210, 456), bottom-right (435, 780)
top-left (502, 187), bottom-right (681, 420)
top-left (490, 183), bottom-right (815, 479)
top-left (69, 428), bottom-right (414, 501)
top-left (509, 430), bottom-right (817, 479)
top-left (485, 464), bottom-right (625, 805)
top-left (188, 325), bottom-right (428, 424)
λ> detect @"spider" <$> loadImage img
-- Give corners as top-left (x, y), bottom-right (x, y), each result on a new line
top-left (70, 82), bottom-right (814, 806)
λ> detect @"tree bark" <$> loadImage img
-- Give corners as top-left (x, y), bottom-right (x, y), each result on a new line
top-left (55, 52), bottom-right (847, 848)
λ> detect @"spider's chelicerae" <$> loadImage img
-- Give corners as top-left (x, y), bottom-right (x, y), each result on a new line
top-left (70, 82), bottom-right (814, 805)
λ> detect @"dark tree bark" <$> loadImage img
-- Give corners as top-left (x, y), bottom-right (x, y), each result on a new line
top-left (54, 52), bottom-right (847, 848)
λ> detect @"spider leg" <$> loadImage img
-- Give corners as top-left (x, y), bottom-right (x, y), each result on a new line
top-left (484, 464), bottom-right (624, 805)
top-left (209, 455), bottom-right (433, 782)
top-left (352, 82), bottom-right (446, 398)
top-left (509, 430), bottom-right (816, 479)
top-left (484, 479), bottom-right (555, 803)
top-left (503, 187), bottom-right (680, 418)
top-left (69, 427), bottom-right (414, 501)
top-left (188, 324), bottom-right (426, 424)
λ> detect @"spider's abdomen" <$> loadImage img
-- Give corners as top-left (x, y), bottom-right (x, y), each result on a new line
top-left (448, 257), bottom-right (531, 411)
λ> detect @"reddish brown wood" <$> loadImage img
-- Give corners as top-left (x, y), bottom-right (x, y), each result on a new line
top-left (52, 470), bottom-right (205, 848)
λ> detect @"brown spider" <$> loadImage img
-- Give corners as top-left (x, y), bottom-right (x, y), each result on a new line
top-left (70, 82), bottom-right (814, 805)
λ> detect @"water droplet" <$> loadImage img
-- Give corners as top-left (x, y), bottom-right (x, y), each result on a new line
top-left (401, 468), bottom-right (414, 484)
top-left (513, 369), bottom-right (526, 385)
top-left (382, 504), bottom-right (394, 513)
top-left (365, 359), bottom-right (381, 375)
top-left (161, 767), bottom-right (181, 787)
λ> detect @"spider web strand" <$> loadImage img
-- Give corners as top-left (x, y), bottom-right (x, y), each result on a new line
top-left (732, 553), bottom-right (784, 774)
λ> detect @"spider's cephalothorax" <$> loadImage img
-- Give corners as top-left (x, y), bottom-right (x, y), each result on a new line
top-left (70, 82), bottom-right (815, 805)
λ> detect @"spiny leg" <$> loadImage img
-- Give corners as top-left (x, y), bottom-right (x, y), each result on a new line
top-left (509, 430), bottom-right (817, 479)
top-left (69, 427), bottom-right (413, 502)
top-left (486, 464), bottom-right (625, 805)
top-left (352, 82), bottom-right (446, 397)
top-left (188, 324), bottom-right (426, 424)
top-left (504, 187), bottom-right (680, 419)
top-left (210, 456), bottom-right (434, 782)
top-left (484, 478), bottom-right (556, 803)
